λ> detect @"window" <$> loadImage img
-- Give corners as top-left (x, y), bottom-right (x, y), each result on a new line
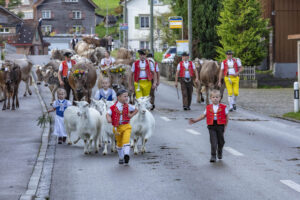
top-left (140, 41), bottom-right (149, 49)
top-left (42, 25), bottom-right (52, 33)
top-left (154, 0), bottom-right (162, 5)
top-left (73, 25), bottom-right (82, 34)
top-left (72, 11), bottom-right (81, 19)
top-left (42, 10), bottom-right (51, 19)
top-left (65, 0), bottom-right (78, 2)
top-left (21, 0), bottom-right (30, 5)
top-left (23, 12), bottom-right (33, 19)
top-left (0, 28), bottom-right (10, 33)
top-left (140, 16), bottom-right (150, 28)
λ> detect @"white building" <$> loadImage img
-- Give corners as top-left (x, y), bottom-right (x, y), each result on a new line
top-left (126, 0), bottom-right (171, 51)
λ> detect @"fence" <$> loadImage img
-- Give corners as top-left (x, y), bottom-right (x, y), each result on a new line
top-left (159, 62), bottom-right (257, 88)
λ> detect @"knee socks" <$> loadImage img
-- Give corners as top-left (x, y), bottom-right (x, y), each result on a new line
top-left (117, 147), bottom-right (124, 159)
top-left (123, 144), bottom-right (130, 155)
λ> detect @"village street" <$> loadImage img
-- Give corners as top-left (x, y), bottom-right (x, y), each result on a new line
top-left (1, 63), bottom-right (299, 199)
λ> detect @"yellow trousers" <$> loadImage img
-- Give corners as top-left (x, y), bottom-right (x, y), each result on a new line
top-left (134, 80), bottom-right (152, 99)
top-left (113, 124), bottom-right (132, 148)
top-left (224, 76), bottom-right (240, 96)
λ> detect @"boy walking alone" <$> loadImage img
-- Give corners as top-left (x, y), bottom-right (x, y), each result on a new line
top-left (189, 90), bottom-right (229, 162)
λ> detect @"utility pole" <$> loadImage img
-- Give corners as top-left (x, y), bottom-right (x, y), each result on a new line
top-left (124, 0), bottom-right (128, 48)
top-left (150, 0), bottom-right (154, 54)
top-left (106, 0), bottom-right (108, 36)
top-left (188, 0), bottom-right (192, 59)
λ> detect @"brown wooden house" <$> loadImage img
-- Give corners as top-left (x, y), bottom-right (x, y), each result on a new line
top-left (260, 0), bottom-right (300, 78)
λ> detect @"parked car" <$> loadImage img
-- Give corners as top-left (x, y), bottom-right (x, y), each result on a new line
top-left (162, 46), bottom-right (176, 63)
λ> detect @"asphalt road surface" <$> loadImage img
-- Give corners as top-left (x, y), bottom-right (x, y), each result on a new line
top-left (36, 81), bottom-right (300, 200)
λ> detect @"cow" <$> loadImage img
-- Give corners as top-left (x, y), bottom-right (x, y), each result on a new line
top-left (198, 60), bottom-right (225, 105)
top-left (51, 49), bottom-right (75, 61)
top-left (0, 63), bottom-right (22, 110)
top-left (12, 59), bottom-right (33, 97)
top-left (68, 62), bottom-right (97, 103)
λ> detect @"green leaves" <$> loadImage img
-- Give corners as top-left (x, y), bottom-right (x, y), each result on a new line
top-left (216, 0), bottom-right (270, 66)
top-left (37, 113), bottom-right (52, 128)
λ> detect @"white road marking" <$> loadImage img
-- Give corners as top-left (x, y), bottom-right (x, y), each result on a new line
top-left (186, 129), bottom-right (201, 135)
top-left (280, 180), bottom-right (300, 193)
top-left (160, 116), bottom-right (171, 122)
top-left (223, 147), bottom-right (244, 156)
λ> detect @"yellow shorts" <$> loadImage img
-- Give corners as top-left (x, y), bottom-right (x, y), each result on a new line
top-left (224, 76), bottom-right (240, 96)
top-left (113, 124), bottom-right (132, 148)
top-left (134, 80), bottom-right (152, 99)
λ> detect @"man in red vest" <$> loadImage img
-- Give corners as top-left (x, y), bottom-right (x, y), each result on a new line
top-left (129, 49), bottom-right (157, 99)
top-left (189, 89), bottom-right (229, 162)
top-left (58, 52), bottom-right (76, 100)
top-left (175, 52), bottom-right (199, 110)
top-left (218, 50), bottom-right (243, 111)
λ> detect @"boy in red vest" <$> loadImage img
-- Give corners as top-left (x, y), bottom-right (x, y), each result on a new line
top-left (218, 50), bottom-right (243, 111)
top-left (175, 52), bottom-right (199, 110)
top-left (129, 49), bottom-right (157, 99)
top-left (189, 89), bottom-right (229, 162)
top-left (106, 89), bottom-right (138, 165)
top-left (58, 52), bottom-right (76, 100)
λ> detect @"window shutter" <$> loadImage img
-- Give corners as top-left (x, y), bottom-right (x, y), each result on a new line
top-left (82, 12), bottom-right (85, 19)
top-left (51, 11), bottom-right (54, 19)
top-left (69, 12), bottom-right (73, 19)
top-left (135, 16), bottom-right (139, 29)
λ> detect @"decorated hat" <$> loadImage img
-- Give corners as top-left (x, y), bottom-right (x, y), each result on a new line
top-left (147, 53), bottom-right (153, 58)
top-left (182, 52), bottom-right (189, 56)
top-left (226, 50), bottom-right (233, 55)
top-left (117, 88), bottom-right (128, 96)
top-left (64, 52), bottom-right (72, 57)
top-left (138, 49), bottom-right (146, 55)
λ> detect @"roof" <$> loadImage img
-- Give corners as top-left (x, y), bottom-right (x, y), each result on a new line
top-left (35, 0), bottom-right (98, 8)
top-left (0, 6), bottom-right (23, 23)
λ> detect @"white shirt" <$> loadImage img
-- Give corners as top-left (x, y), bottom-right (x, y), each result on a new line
top-left (100, 57), bottom-right (115, 66)
top-left (177, 61), bottom-right (196, 78)
top-left (131, 60), bottom-right (155, 79)
top-left (204, 104), bottom-right (229, 120)
top-left (107, 102), bottom-right (136, 123)
top-left (221, 58), bottom-right (242, 75)
top-left (94, 88), bottom-right (117, 101)
top-left (58, 61), bottom-right (73, 77)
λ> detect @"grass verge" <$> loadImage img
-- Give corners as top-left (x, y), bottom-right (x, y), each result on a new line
top-left (283, 112), bottom-right (300, 121)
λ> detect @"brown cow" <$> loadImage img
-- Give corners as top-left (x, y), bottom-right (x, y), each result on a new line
top-left (68, 62), bottom-right (97, 103)
top-left (198, 60), bottom-right (225, 105)
top-left (12, 59), bottom-right (33, 97)
top-left (0, 63), bottom-right (22, 110)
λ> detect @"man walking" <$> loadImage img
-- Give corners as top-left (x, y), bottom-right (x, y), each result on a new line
top-left (218, 50), bottom-right (243, 111)
top-left (70, 35), bottom-right (78, 50)
top-left (58, 52), bottom-right (76, 100)
top-left (175, 52), bottom-right (199, 111)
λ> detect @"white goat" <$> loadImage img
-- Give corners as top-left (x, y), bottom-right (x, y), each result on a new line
top-left (64, 101), bottom-right (102, 154)
top-left (91, 99), bottom-right (116, 155)
top-left (130, 97), bottom-right (155, 154)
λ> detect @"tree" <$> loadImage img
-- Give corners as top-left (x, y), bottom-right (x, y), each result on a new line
top-left (0, 0), bottom-right (5, 7)
top-left (7, 0), bottom-right (22, 9)
top-left (172, 0), bottom-right (222, 59)
top-left (216, 0), bottom-right (270, 66)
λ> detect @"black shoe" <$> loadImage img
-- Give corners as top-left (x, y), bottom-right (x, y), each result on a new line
top-left (233, 104), bottom-right (236, 110)
top-left (210, 156), bottom-right (216, 162)
top-left (119, 159), bottom-right (124, 164)
top-left (217, 153), bottom-right (223, 160)
top-left (183, 107), bottom-right (188, 111)
top-left (150, 104), bottom-right (155, 111)
top-left (58, 137), bottom-right (62, 144)
top-left (62, 137), bottom-right (67, 143)
top-left (229, 108), bottom-right (233, 112)
top-left (124, 155), bottom-right (130, 164)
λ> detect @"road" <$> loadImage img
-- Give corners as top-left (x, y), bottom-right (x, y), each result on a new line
top-left (35, 81), bottom-right (300, 200)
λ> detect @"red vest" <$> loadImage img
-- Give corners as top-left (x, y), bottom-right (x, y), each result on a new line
top-left (206, 104), bottom-right (227, 125)
top-left (134, 60), bottom-right (153, 82)
top-left (179, 61), bottom-right (195, 78)
top-left (62, 60), bottom-right (76, 77)
top-left (110, 102), bottom-right (130, 127)
top-left (223, 59), bottom-right (238, 76)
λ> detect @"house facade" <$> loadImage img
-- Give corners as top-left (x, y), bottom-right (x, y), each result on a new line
top-left (35, 0), bottom-right (98, 36)
top-left (11, 0), bottom-right (38, 20)
top-left (126, 0), bottom-right (171, 51)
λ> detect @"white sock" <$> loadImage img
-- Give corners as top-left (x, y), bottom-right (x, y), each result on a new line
top-left (233, 96), bottom-right (237, 104)
top-left (123, 144), bottom-right (130, 155)
top-left (117, 147), bottom-right (124, 159)
top-left (228, 96), bottom-right (233, 108)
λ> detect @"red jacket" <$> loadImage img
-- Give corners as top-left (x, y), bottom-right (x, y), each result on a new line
top-left (110, 102), bottom-right (130, 127)
top-left (222, 59), bottom-right (238, 76)
top-left (62, 60), bottom-right (76, 77)
top-left (206, 104), bottom-right (227, 125)
top-left (134, 60), bottom-right (153, 82)
top-left (179, 61), bottom-right (195, 78)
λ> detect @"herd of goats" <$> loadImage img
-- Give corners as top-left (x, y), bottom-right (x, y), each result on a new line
top-left (0, 36), bottom-right (226, 154)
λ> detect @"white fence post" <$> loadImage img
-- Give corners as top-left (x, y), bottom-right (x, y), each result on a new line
top-left (294, 82), bottom-right (299, 113)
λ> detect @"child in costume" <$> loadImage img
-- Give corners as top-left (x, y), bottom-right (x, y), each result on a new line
top-left (189, 90), bottom-right (229, 162)
top-left (94, 77), bottom-right (116, 101)
top-left (48, 88), bottom-right (72, 144)
top-left (106, 89), bottom-right (138, 165)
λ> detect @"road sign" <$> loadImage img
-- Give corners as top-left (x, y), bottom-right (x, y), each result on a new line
top-left (169, 16), bottom-right (183, 29)
top-left (120, 23), bottom-right (128, 31)
top-left (176, 40), bottom-right (189, 55)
